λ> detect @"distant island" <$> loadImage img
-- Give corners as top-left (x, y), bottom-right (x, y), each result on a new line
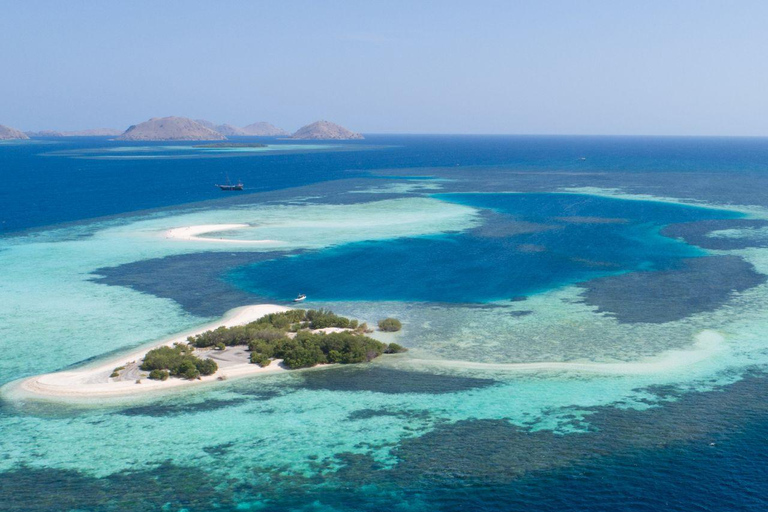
top-left (116, 116), bottom-right (226, 141)
top-left (291, 120), bottom-right (364, 140)
top-left (241, 122), bottom-right (290, 136)
top-left (26, 128), bottom-right (123, 137)
top-left (6, 118), bottom-right (364, 142)
top-left (0, 124), bottom-right (30, 140)
top-left (196, 120), bottom-right (290, 136)
top-left (195, 120), bottom-right (247, 136)
top-left (194, 142), bottom-right (267, 148)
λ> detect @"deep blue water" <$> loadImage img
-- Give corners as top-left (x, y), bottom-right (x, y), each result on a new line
top-left (4, 135), bottom-right (768, 233)
top-left (227, 192), bottom-right (739, 303)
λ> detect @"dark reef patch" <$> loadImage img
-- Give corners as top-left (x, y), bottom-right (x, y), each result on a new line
top-left (517, 243), bottom-right (547, 252)
top-left (554, 216), bottom-right (629, 224)
top-left (469, 210), bottom-right (560, 238)
top-left (92, 251), bottom-right (299, 317)
top-left (118, 398), bottom-right (247, 417)
top-left (347, 408), bottom-right (431, 421)
top-left (3, 374), bottom-right (768, 512)
top-left (0, 462), bottom-right (234, 512)
top-left (229, 386), bottom-right (287, 401)
top-left (662, 218), bottom-right (768, 250)
top-left (335, 372), bottom-right (768, 488)
top-left (508, 310), bottom-right (533, 317)
top-left (297, 366), bottom-right (497, 394)
top-left (203, 442), bottom-right (236, 456)
top-left (579, 255), bottom-right (766, 323)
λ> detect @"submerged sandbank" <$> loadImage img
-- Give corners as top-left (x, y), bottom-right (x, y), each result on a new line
top-left (399, 330), bottom-right (726, 375)
top-left (12, 304), bottom-right (291, 400)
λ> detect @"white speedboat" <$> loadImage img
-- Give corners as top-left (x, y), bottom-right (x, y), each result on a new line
top-left (293, 294), bottom-right (307, 302)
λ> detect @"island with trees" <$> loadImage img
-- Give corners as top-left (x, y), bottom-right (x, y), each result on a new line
top-left (18, 305), bottom-right (406, 399)
top-left (134, 309), bottom-right (405, 381)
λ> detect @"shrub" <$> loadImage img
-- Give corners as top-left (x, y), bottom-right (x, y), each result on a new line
top-left (378, 318), bottom-right (402, 332)
top-left (178, 360), bottom-right (199, 379)
top-left (196, 358), bottom-right (218, 376)
top-left (282, 345), bottom-right (327, 369)
top-left (215, 342), bottom-right (225, 350)
top-left (140, 344), bottom-right (217, 379)
top-left (385, 343), bottom-right (407, 354)
top-left (182, 367), bottom-right (200, 380)
top-left (306, 308), bottom-right (351, 329)
top-left (148, 369), bottom-right (169, 381)
top-left (250, 353), bottom-right (271, 367)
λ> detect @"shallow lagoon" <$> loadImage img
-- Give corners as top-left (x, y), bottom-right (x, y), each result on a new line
top-left (2, 136), bottom-right (768, 511)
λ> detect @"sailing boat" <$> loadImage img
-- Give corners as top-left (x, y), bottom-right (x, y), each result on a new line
top-left (216, 175), bottom-right (244, 191)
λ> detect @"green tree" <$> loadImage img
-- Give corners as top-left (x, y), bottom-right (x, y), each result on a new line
top-left (148, 369), bottom-right (169, 381)
top-left (378, 318), bottom-right (402, 332)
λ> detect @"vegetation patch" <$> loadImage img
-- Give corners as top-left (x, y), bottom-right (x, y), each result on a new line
top-left (378, 318), bottom-right (402, 332)
top-left (140, 344), bottom-right (218, 380)
top-left (187, 309), bottom-right (406, 370)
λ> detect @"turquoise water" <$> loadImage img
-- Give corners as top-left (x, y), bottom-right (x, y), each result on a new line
top-left (2, 136), bottom-right (768, 511)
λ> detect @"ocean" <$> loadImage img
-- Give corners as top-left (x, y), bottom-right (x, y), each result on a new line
top-left (1, 135), bottom-right (768, 511)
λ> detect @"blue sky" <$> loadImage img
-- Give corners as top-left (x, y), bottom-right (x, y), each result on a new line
top-left (2, 1), bottom-right (766, 135)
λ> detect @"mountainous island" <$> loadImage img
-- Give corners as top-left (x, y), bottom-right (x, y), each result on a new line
top-left (195, 120), bottom-right (246, 136)
top-left (26, 128), bottom-right (123, 137)
top-left (291, 120), bottom-right (364, 140)
top-left (10, 118), bottom-right (362, 141)
top-left (196, 120), bottom-right (290, 136)
top-left (241, 122), bottom-right (290, 136)
top-left (117, 116), bottom-right (226, 141)
top-left (0, 124), bottom-right (30, 140)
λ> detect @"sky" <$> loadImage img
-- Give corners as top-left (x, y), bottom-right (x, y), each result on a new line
top-left (2, 0), bottom-right (767, 135)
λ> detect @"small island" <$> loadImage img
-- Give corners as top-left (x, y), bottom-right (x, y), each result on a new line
top-left (16, 305), bottom-right (406, 399)
top-left (291, 120), bottom-right (364, 140)
top-left (136, 309), bottom-right (405, 381)
top-left (194, 142), bottom-right (268, 148)
top-left (116, 116), bottom-right (227, 141)
top-left (0, 124), bottom-right (30, 140)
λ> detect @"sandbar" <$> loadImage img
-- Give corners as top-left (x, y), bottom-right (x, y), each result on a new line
top-left (12, 304), bottom-right (291, 401)
top-left (399, 330), bottom-right (725, 376)
top-left (164, 224), bottom-right (278, 244)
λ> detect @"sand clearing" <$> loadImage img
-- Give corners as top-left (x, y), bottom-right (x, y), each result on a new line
top-left (14, 304), bottom-right (291, 400)
top-left (164, 224), bottom-right (278, 244)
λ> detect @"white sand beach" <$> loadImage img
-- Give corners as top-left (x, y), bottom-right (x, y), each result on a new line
top-left (164, 224), bottom-right (278, 244)
top-left (14, 304), bottom-right (292, 400)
